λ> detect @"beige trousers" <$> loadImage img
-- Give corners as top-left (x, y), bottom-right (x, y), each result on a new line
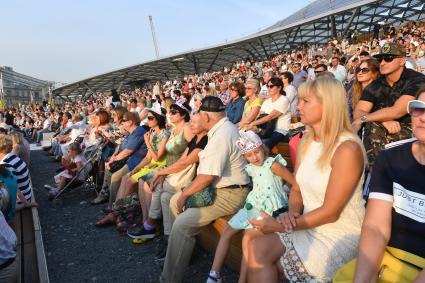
top-left (160, 186), bottom-right (249, 283)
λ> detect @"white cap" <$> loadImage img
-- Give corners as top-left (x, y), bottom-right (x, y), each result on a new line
top-left (236, 131), bottom-right (263, 154)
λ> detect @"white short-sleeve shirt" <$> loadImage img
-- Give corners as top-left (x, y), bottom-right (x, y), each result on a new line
top-left (260, 95), bottom-right (291, 135)
top-left (197, 117), bottom-right (250, 188)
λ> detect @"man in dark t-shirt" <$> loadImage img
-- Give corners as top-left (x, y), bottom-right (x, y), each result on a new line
top-left (368, 140), bottom-right (425, 258)
top-left (353, 43), bottom-right (425, 164)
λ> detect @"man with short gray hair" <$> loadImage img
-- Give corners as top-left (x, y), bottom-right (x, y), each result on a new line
top-left (217, 81), bottom-right (230, 105)
top-left (259, 70), bottom-right (274, 99)
top-left (160, 96), bottom-right (250, 283)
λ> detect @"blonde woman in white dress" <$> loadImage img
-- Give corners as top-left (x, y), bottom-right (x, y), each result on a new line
top-left (246, 77), bottom-right (367, 282)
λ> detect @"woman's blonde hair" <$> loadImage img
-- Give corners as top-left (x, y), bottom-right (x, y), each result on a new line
top-left (204, 86), bottom-right (217, 97)
top-left (0, 134), bottom-right (13, 154)
top-left (297, 77), bottom-right (364, 168)
top-left (10, 131), bottom-right (24, 146)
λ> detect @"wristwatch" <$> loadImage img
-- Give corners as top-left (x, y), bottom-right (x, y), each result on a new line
top-left (360, 115), bottom-right (369, 124)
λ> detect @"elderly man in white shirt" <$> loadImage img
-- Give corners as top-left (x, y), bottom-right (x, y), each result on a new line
top-left (160, 96), bottom-right (250, 283)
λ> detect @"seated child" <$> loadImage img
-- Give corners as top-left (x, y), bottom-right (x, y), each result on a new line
top-left (47, 142), bottom-right (89, 199)
top-left (207, 131), bottom-right (298, 283)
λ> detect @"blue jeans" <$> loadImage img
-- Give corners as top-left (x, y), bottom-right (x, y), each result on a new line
top-left (36, 128), bottom-right (51, 143)
top-left (262, 132), bottom-right (289, 149)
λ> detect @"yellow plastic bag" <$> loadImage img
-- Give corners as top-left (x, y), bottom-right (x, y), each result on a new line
top-left (333, 247), bottom-right (425, 283)
top-left (130, 159), bottom-right (166, 182)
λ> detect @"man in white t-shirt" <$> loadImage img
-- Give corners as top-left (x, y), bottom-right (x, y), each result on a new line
top-left (36, 114), bottom-right (53, 144)
top-left (259, 70), bottom-right (274, 99)
top-left (328, 57), bottom-right (347, 83)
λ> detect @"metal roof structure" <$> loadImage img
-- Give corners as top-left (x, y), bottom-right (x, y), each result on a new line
top-left (53, 0), bottom-right (425, 98)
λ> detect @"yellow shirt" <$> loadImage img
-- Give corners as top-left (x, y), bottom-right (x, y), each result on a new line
top-left (243, 97), bottom-right (262, 118)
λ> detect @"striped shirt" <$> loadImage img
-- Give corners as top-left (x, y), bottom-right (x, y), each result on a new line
top-left (0, 153), bottom-right (33, 203)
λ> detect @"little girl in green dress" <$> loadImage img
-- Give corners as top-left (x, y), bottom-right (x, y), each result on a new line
top-left (207, 130), bottom-right (298, 283)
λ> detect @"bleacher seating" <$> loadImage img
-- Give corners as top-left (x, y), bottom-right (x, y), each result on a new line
top-left (12, 196), bottom-right (49, 283)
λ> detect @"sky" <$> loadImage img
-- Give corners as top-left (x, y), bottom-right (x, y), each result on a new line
top-left (1, 0), bottom-right (311, 84)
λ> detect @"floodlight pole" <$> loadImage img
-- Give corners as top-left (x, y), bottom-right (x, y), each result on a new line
top-left (0, 71), bottom-right (4, 101)
top-left (149, 16), bottom-right (160, 59)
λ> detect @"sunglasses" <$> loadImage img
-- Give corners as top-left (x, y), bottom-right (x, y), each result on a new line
top-left (314, 70), bottom-right (324, 74)
top-left (147, 116), bottom-right (155, 121)
top-left (230, 88), bottom-right (238, 91)
top-left (170, 109), bottom-right (179, 115)
top-left (376, 55), bottom-right (401, 63)
top-left (356, 67), bottom-right (370, 74)
top-left (407, 100), bottom-right (425, 117)
top-left (267, 84), bottom-right (278, 89)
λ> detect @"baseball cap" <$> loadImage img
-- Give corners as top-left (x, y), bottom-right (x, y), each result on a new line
top-left (199, 96), bottom-right (225, 112)
top-left (375, 43), bottom-right (406, 57)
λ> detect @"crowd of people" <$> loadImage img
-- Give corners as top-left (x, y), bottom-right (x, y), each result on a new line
top-left (1, 20), bottom-right (425, 283)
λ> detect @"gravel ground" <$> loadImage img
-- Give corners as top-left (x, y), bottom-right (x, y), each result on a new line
top-left (31, 149), bottom-right (238, 283)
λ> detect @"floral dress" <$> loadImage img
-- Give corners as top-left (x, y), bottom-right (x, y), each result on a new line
top-left (165, 128), bottom-right (188, 166)
top-left (228, 154), bottom-right (289, 230)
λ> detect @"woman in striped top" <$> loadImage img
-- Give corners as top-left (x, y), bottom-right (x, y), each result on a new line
top-left (0, 135), bottom-right (37, 210)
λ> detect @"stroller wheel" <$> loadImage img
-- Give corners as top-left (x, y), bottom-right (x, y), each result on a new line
top-left (52, 198), bottom-right (63, 207)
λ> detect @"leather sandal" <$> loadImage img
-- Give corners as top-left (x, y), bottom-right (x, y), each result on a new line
top-left (95, 212), bottom-right (116, 227)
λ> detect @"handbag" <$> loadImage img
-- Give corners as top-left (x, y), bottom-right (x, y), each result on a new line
top-left (185, 186), bottom-right (216, 208)
top-left (256, 113), bottom-right (277, 139)
top-left (109, 157), bottom-right (128, 173)
top-left (333, 247), bottom-right (425, 283)
top-left (166, 163), bottom-right (197, 190)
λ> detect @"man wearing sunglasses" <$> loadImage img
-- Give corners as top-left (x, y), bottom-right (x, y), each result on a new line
top-left (353, 42), bottom-right (425, 164)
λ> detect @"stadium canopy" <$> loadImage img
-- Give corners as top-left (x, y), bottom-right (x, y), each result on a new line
top-left (53, 0), bottom-right (425, 98)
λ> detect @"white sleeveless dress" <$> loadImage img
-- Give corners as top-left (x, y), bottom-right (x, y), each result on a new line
top-left (279, 133), bottom-right (365, 282)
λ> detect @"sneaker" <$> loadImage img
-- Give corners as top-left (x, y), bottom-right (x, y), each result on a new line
top-left (132, 238), bottom-right (151, 245)
top-left (48, 188), bottom-right (59, 200)
top-left (127, 226), bottom-right (159, 239)
top-left (206, 276), bottom-right (222, 283)
top-left (154, 240), bottom-right (168, 261)
top-left (44, 184), bottom-right (56, 191)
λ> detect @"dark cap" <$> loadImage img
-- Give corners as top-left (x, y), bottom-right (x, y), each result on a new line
top-left (376, 43), bottom-right (406, 57)
top-left (199, 96), bottom-right (225, 112)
